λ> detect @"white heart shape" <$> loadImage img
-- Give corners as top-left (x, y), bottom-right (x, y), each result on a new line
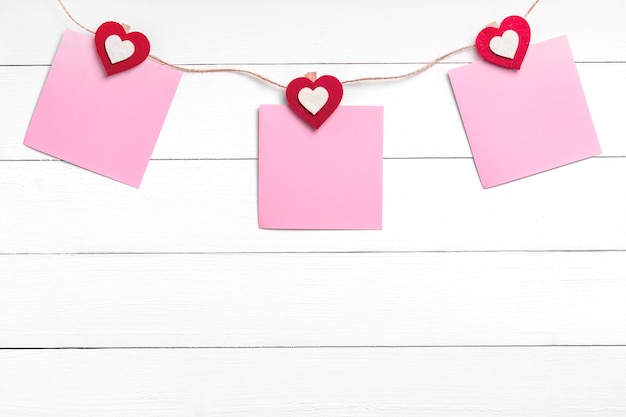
top-left (105, 35), bottom-right (135, 64)
top-left (298, 87), bottom-right (329, 115)
top-left (489, 30), bottom-right (519, 59)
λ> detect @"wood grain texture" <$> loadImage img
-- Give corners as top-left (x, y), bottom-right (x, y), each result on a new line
top-left (1, 0), bottom-right (625, 415)
top-left (0, 158), bottom-right (624, 253)
top-left (3, 0), bottom-right (626, 64)
top-left (1, 348), bottom-right (625, 416)
top-left (2, 63), bottom-right (625, 160)
top-left (1, 252), bottom-right (625, 348)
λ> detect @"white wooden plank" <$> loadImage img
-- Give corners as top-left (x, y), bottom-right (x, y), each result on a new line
top-left (0, 252), bottom-right (625, 347)
top-left (0, 62), bottom-right (622, 160)
top-left (0, 158), bottom-right (623, 253)
top-left (2, 0), bottom-right (625, 65)
top-left (1, 347), bottom-right (625, 416)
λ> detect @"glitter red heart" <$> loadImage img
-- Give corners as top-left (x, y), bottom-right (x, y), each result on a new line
top-left (95, 21), bottom-right (151, 76)
top-left (286, 75), bottom-right (343, 129)
top-left (475, 16), bottom-right (531, 70)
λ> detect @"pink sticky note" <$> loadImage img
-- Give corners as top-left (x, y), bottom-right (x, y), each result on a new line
top-left (24, 30), bottom-right (181, 187)
top-left (449, 36), bottom-right (601, 188)
top-left (258, 105), bottom-right (383, 229)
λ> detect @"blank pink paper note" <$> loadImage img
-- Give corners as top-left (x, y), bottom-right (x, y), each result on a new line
top-left (258, 105), bottom-right (383, 229)
top-left (24, 30), bottom-right (182, 187)
top-left (449, 36), bottom-right (601, 188)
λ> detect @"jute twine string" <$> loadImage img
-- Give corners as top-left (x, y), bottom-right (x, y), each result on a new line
top-left (56, 0), bottom-right (541, 89)
top-left (343, 0), bottom-right (541, 84)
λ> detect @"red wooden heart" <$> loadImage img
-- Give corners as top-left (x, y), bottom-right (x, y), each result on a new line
top-left (475, 15), bottom-right (531, 70)
top-left (286, 75), bottom-right (343, 129)
top-left (95, 21), bottom-right (151, 76)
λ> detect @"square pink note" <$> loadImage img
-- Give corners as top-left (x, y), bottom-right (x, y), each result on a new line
top-left (24, 30), bottom-right (182, 187)
top-left (449, 35), bottom-right (601, 188)
top-left (258, 105), bottom-right (383, 229)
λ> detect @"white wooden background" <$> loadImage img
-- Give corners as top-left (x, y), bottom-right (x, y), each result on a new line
top-left (2, 0), bottom-right (626, 415)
